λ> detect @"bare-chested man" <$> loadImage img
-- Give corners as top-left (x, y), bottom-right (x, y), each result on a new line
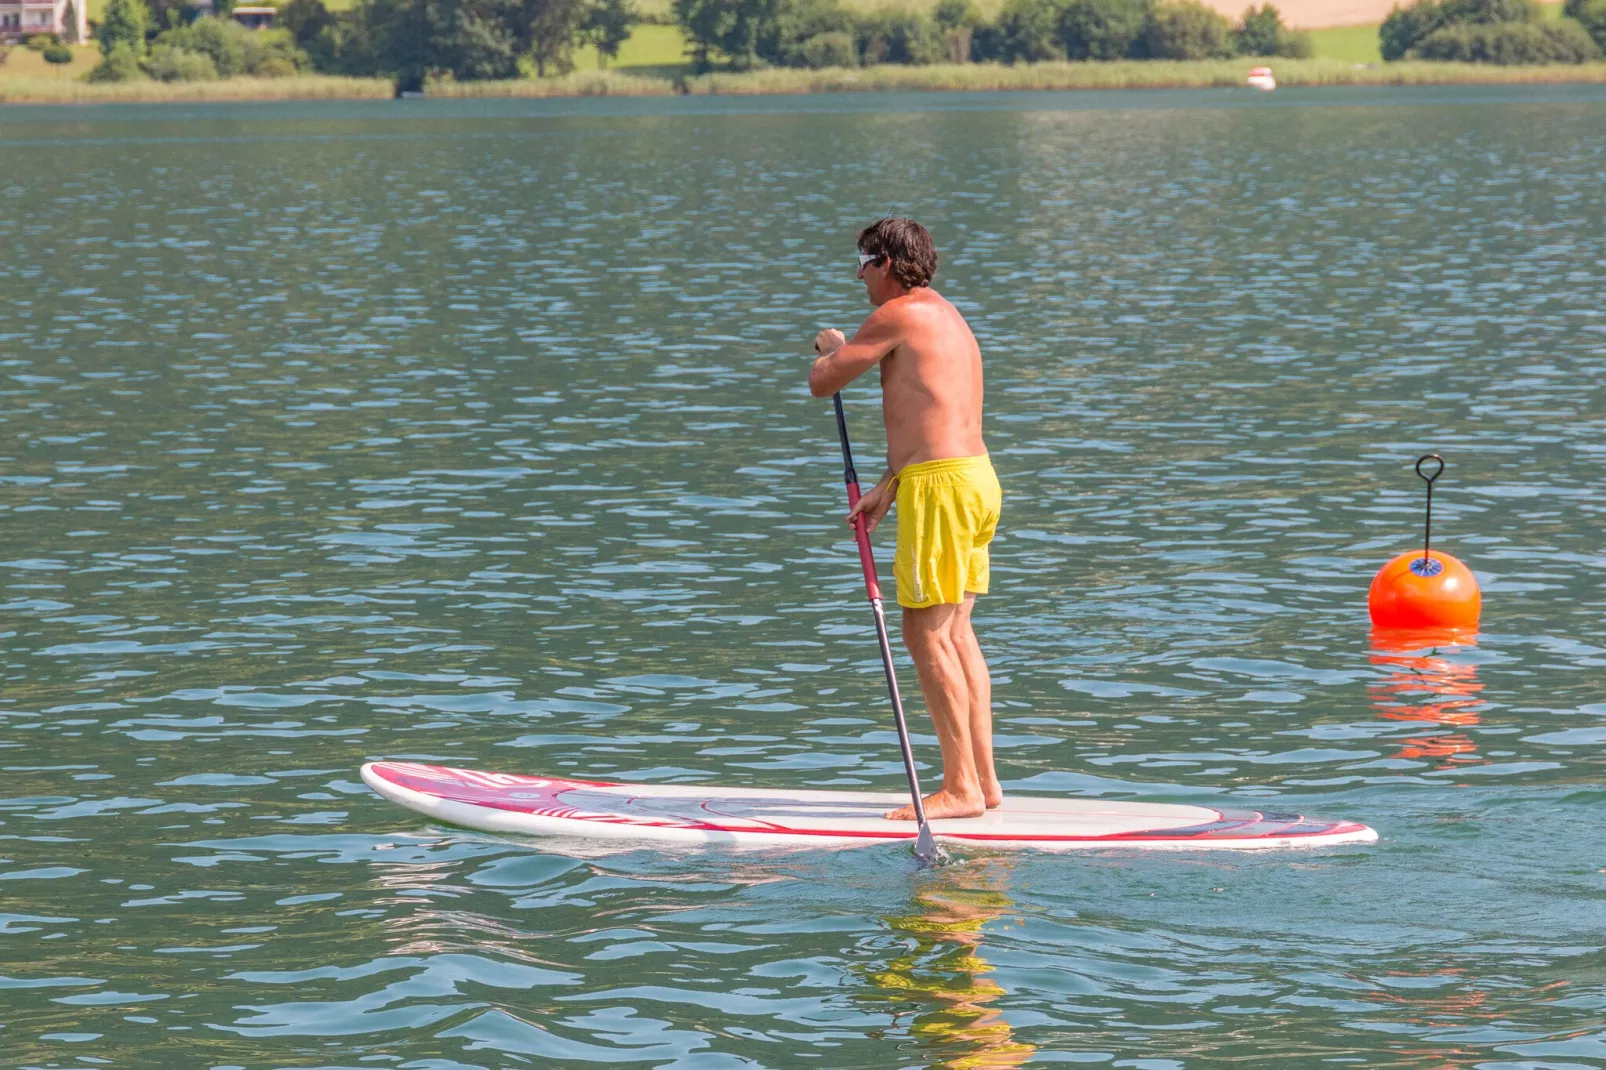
top-left (808, 217), bottom-right (1002, 822)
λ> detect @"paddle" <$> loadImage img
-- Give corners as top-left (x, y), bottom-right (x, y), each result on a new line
top-left (831, 392), bottom-right (948, 867)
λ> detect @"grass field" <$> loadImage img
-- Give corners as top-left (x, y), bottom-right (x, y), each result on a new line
top-left (571, 22), bottom-right (688, 72)
top-left (0, 42), bottom-right (100, 78)
top-left (1306, 22), bottom-right (1382, 61)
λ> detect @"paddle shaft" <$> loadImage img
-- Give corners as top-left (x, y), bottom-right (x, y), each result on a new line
top-left (831, 392), bottom-right (938, 860)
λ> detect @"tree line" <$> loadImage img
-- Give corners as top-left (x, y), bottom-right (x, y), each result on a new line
top-left (1381, 0), bottom-right (1605, 62)
top-left (89, 0), bottom-right (634, 86)
top-left (83, 0), bottom-right (1606, 88)
top-left (674, 0), bottom-right (1310, 70)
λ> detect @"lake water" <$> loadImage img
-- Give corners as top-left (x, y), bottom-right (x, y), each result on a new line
top-left (2, 86), bottom-right (1605, 1068)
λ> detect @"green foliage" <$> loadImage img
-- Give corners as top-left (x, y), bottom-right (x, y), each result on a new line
top-left (1380, 0), bottom-right (1439, 58)
top-left (993, 0), bottom-right (1065, 61)
top-left (1380, 0), bottom-right (1543, 59)
top-left (43, 42), bottom-right (76, 62)
top-left (63, 0), bottom-right (81, 43)
top-left (1142, 0), bottom-right (1231, 57)
top-left (281, 0), bottom-right (336, 52)
top-left (579, 0), bottom-right (635, 65)
top-left (1233, 3), bottom-right (1310, 55)
top-left (1411, 17), bottom-right (1597, 59)
top-left (87, 40), bottom-right (147, 78)
top-left (26, 32), bottom-right (63, 49)
top-left (797, 28), bottom-right (856, 64)
top-left (515, 0), bottom-right (591, 76)
top-left (856, 8), bottom-right (944, 63)
top-left (1060, 0), bottom-right (1150, 59)
top-left (97, 0), bottom-right (150, 57)
top-left (934, 0), bottom-right (982, 29)
top-left (765, 0), bottom-right (853, 64)
top-left (145, 42), bottom-right (220, 78)
top-left (1439, 0), bottom-right (1536, 24)
top-left (673, 0), bottom-right (785, 68)
top-left (1564, 0), bottom-right (1606, 50)
top-left (1234, 3), bottom-right (1278, 51)
top-left (153, 18), bottom-right (306, 77)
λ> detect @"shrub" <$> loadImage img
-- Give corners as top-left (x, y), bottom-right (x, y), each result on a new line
top-left (1565, 0), bottom-right (1606, 51)
top-left (1060, 0), bottom-right (1150, 58)
top-left (145, 43), bottom-right (220, 79)
top-left (154, 18), bottom-right (306, 77)
top-left (1143, 0), bottom-right (1231, 57)
top-left (25, 32), bottom-right (63, 49)
top-left (1234, 4), bottom-right (1312, 55)
top-left (1438, 0), bottom-right (1535, 23)
top-left (675, 0), bottom-right (786, 69)
top-left (1412, 18), bottom-right (1598, 59)
top-left (42, 42), bottom-right (75, 62)
top-left (87, 40), bottom-right (146, 79)
top-left (1381, 0), bottom-right (1550, 58)
top-left (934, 0), bottom-right (982, 28)
top-left (994, 0), bottom-right (1066, 61)
top-left (96, 0), bottom-right (149, 57)
top-left (1380, 0), bottom-right (1444, 59)
top-left (763, 0), bottom-right (853, 65)
top-left (1234, 2), bottom-right (1278, 51)
top-left (797, 28), bottom-right (857, 64)
top-left (934, 0), bottom-right (981, 58)
top-left (856, 8), bottom-right (944, 63)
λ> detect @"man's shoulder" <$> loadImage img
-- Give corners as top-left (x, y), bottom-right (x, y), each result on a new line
top-left (877, 287), bottom-right (951, 320)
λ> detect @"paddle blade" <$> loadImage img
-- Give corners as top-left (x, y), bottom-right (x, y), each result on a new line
top-left (914, 824), bottom-right (950, 867)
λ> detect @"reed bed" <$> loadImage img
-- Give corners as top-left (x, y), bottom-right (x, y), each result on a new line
top-left (0, 74), bottom-right (394, 104)
top-left (5, 59), bottom-right (1606, 105)
top-left (426, 69), bottom-right (677, 97)
top-left (683, 58), bottom-right (1606, 93)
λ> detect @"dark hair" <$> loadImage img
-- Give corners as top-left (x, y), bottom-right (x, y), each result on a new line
top-left (856, 217), bottom-right (938, 289)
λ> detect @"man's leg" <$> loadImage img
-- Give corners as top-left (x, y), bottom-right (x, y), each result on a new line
top-left (955, 593), bottom-right (1002, 808)
top-left (884, 602), bottom-right (986, 821)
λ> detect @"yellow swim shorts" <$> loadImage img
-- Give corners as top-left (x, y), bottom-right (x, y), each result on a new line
top-left (893, 455), bottom-right (1002, 610)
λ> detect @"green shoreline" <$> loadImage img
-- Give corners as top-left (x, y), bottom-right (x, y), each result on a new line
top-left (6, 58), bottom-right (1606, 104)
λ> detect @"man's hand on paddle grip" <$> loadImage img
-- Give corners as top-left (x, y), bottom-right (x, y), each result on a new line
top-left (813, 328), bottom-right (845, 358)
top-left (847, 476), bottom-right (896, 536)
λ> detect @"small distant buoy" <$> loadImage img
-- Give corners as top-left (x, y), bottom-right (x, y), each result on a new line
top-left (1247, 66), bottom-right (1276, 91)
top-left (1368, 454), bottom-right (1480, 632)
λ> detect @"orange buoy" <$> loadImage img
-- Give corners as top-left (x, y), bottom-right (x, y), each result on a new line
top-left (1368, 551), bottom-right (1480, 630)
top-left (1367, 455), bottom-right (1481, 632)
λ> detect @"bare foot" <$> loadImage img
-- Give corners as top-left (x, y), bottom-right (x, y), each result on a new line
top-left (982, 782), bottom-right (1004, 809)
top-left (885, 788), bottom-right (985, 821)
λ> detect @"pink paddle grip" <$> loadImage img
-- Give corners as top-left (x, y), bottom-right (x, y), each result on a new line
top-left (844, 481), bottom-right (883, 602)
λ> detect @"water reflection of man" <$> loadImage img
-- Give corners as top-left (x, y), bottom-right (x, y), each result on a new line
top-left (809, 217), bottom-right (1003, 822)
top-left (865, 857), bottom-right (1034, 1069)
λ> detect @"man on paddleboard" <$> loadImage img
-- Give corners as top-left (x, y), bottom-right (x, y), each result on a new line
top-left (809, 218), bottom-right (1002, 822)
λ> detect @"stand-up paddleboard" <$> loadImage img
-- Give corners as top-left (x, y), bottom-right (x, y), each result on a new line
top-left (361, 762), bottom-right (1378, 851)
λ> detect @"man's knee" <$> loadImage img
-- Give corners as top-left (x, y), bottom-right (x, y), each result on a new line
top-left (902, 604), bottom-right (962, 657)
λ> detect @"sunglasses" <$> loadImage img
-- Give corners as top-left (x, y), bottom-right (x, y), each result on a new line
top-left (857, 251), bottom-right (883, 269)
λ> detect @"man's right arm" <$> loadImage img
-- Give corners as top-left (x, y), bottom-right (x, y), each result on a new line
top-left (808, 306), bottom-right (903, 398)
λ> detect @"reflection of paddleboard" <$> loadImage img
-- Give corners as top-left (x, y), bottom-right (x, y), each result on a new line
top-left (362, 762), bottom-right (1378, 851)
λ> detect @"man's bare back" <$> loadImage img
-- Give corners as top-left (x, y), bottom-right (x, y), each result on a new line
top-left (810, 286), bottom-right (985, 478)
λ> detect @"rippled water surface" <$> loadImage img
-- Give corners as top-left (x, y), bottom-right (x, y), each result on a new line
top-left (3, 88), bottom-right (1605, 1068)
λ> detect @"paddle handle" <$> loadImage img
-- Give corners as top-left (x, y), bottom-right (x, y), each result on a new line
top-left (831, 393), bottom-right (940, 864)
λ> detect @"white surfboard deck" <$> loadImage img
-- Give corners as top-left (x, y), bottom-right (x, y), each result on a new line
top-left (361, 762), bottom-right (1378, 852)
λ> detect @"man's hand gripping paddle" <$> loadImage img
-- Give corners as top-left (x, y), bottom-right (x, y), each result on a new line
top-left (831, 392), bottom-right (949, 868)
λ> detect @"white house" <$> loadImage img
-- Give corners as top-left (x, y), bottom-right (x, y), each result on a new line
top-left (0, 0), bottom-right (86, 42)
